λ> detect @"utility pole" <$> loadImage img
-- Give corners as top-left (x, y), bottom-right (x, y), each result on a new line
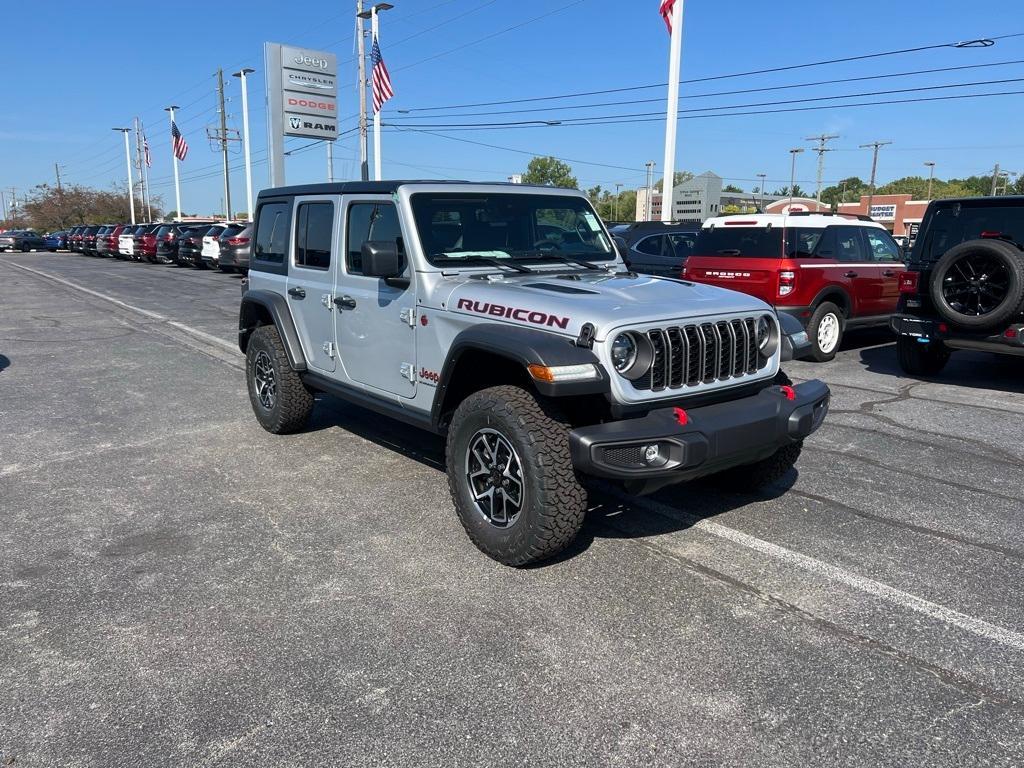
top-left (756, 172), bottom-right (766, 210)
top-left (134, 117), bottom-right (145, 219)
top-left (356, 0), bottom-right (369, 181)
top-left (113, 128), bottom-right (136, 225)
top-left (644, 161), bottom-right (656, 221)
top-left (0, 190), bottom-right (6, 222)
top-left (216, 68), bottom-right (232, 220)
top-left (614, 182), bottom-right (622, 221)
top-left (805, 133), bottom-right (839, 203)
top-left (141, 123), bottom-right (153, 221)
top-left (924, 161), bottom-right (936, 200)
top-left (788, 148), bottom-right (804, 209)
top-left (54, 163), bottom-right (63, 194)
top-left (860, 140), bottom-right (891, 217)
top-left (990, 162), bottom-right (1001, 196)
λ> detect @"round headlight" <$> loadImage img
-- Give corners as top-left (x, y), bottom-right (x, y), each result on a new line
top-left (611, 333), bottom-right (637, 372)
top-left (757, 315), bottom-right (772, 350)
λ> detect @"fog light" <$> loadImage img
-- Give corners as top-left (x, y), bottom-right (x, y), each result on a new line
top-left (643, 445), bottom-right (661, 465)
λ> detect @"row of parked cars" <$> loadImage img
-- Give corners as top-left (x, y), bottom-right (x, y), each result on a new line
top-left (49, 222), bottom-right (253, 271)
top-left (611, 198), bottom-right (1024, 371)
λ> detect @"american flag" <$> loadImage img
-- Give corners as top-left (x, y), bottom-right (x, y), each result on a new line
top-left (171, 120), bottom-right (188, 162)
top-left (659, 0), bottom-right (676, 33)
top-left (370, 35), bottom-right (393, 114)
top-left (143, 132), bottom-right (152, 168)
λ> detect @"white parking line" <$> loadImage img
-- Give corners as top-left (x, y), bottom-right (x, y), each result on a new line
top-left (610, 490), bottom-right (1024, 653)
top-left (4, 261), bottom-right (239, 354)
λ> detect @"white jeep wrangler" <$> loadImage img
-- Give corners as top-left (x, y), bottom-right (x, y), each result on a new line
top-left (239, 181), bottom-right (829, 566)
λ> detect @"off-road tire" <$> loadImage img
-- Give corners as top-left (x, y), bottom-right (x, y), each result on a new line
top-left (807, 301), bottom-right (844, 362)
top-left (928, 239), bottom-right (1024, 331)
top-left (246, 324), bottom-right (314, 434)
top-left (896, 335), bottom-right (950, 376)
top-left (446, 385), bottom-right (587, 567)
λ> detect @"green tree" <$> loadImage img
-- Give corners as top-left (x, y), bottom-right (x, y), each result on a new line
top-left (522, 156), bottom-right (577, 188)
top-left (772, 184), bottom-right (806, 197)
top-left (19, 183), bottom-right (163, 232)
top-left (820, 176), bottom-right (867, 207)
top-left (722, 184), bottom-right (744, 193)
top-left (654, 171), bottom-right (694, 188)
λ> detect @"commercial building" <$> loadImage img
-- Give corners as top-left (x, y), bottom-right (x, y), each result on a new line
top-left (837, 194), bottom-right (929, 239)
top-left (635, 171), bottom-right (784, 222)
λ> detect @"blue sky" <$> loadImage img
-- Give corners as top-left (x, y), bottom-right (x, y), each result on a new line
top-left (3, 0), bottom-right (1024, 215)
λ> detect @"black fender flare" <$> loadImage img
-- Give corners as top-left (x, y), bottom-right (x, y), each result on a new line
top-left (238, 289), bottom-right (307, 371)
top-left (808, 284), bottom-right (853, 318)
top-left (778, 311), bottom-right (811, 362)
top-left (431, 323), bottom-right (609, 428)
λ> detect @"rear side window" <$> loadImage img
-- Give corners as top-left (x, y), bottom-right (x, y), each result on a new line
top-left (784, 228), bottom-right (824, 258)
top-left (635, 235), bottom-right (663, 256)
top-left (253, 201), bottom-right (292, 270)
top-left (294, 202), bottom-right (334, 270)
top-left (864, 229), bottom-right (902, 261)
top-left (694, 226), bottom-right (782, 257)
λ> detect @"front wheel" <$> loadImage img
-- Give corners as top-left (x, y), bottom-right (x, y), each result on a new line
top-left (245, 325), bottom-right (314, 434)
top-left (896, 335), bottom-right (950, 376)
top-left (446, 385), bottom-right (587, 566)
top-left (807, 301), bottom-right (844, 362)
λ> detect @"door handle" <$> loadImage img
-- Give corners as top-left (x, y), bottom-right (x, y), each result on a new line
top-left (333, 295), bottom-right (357, 310)
top-left (287, 286), bottom-right (306, 299)
top-left (882, 270), bottom-right (897, 277)
top-left (843, 271), bottom-right (858, 278)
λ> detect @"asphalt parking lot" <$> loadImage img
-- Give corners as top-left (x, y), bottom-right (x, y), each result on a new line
top-left (2, 251), bottom-right (1023, 767)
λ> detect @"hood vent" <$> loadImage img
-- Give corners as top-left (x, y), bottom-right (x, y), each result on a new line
top-left (522, 282), bottom-right (599, 295)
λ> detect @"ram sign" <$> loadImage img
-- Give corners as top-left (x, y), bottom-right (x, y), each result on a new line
top-left (265, 42), bottom-right (338, 184)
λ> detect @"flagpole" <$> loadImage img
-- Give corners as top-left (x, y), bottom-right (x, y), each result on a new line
top-left (371, 6), bottom-right (382, 181)
top-left (660, 0), bottom-right (684, 223)
top-left (165, 106), bottom-right (182, 221)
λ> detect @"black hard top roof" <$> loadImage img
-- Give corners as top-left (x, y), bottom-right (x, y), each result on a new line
top-left (256, 180), bottom-right (572, 198)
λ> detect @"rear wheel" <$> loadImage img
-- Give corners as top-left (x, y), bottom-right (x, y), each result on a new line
top-left (446, 385), bottom-right (587, 566)
top-left (896, 335), bottom-right (950, 376)
top-left (929, 239), bottom-right (1024, 331)
top-left (245, 325), bottom-right (314, 434)
top-left (807, 301), bottom-right (844, 362)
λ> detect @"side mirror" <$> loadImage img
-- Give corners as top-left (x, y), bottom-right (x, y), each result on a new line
top-left (361, 240), bottom-right (402, 278)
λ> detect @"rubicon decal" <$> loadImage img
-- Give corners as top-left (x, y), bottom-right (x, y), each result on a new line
top-left (456, 299), bottom-right (570, 329)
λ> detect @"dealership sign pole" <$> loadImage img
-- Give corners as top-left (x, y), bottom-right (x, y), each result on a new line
top-left (233, 68), bottom-right (256, 219)
top-left (265, 42), bottom-right (339, 188)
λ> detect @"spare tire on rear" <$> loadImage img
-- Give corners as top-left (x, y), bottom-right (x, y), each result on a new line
top-left (929, 238), bottom-right (1024, 331)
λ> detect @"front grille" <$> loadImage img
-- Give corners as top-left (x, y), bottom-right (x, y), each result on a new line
top-left (633, 317), bottom-right (762, 392)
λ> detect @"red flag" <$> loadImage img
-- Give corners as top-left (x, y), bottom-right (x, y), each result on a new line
top-left (659, 0), bottom-right (676, 33)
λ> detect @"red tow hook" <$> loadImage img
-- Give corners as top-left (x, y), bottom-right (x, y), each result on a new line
top-left (673, 407), bottom-right (688, 426)
top-left (779, 385), bottom-right (796, 401)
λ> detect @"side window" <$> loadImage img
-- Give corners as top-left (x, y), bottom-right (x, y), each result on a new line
top-left (667, 233), bottom-right (694, 258)
top-left (864, 229), bottom-right (902, 262)
top-left (254, 201), bottom-right (292, 265)
top-left (635, 235), bottom-right (663, 256)
top-left (345, 202), bottom-right (403, 275)
top-left (294, 201), bottom-right (334, 270)
top-left (835, 226), bottom-right (867, 262)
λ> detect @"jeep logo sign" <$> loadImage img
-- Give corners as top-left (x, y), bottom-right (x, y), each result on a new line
top-left (268, 43), bottom-right (339, 141)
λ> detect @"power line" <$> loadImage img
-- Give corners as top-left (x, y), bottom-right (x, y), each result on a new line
top-left (394, 58), bottom-right (1024, 119)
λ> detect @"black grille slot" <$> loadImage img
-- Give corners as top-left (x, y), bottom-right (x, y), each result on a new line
top-left (628, 316), bottom-right (766, 392)
top-left (602, 445), bottom-right (645, 468)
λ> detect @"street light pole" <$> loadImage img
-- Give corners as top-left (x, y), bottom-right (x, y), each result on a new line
top-left (788, 148), bottom-right (804, 210)
top-left (757, 172), bottom-right (766, 211)
top-left (113, 128), bottom-right (136, 224)
top-left (924, 161), bottom-right (935, 200)
top-left (659, 0), bottom-right (684, 223)
top-left (614, 182), bottom-right (622, 221)
top-left (356, 0), bottom-right (369, 181)
top-left (233, 68), bottom-right (256, 221)
top-left (165, 106), bottom-right (182, 220)
top-left (644, 161), bottom-right (656, 221)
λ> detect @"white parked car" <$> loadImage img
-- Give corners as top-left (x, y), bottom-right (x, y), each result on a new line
top-left (119, 225), bottom-right (139, 259)
top-left (201, 224), bottom-right (227, 267)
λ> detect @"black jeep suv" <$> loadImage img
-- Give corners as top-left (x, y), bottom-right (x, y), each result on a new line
top-left (891, 196), bottom-right (1024, 374)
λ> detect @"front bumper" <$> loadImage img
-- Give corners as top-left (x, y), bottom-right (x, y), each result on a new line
top-left (569, 379), bottom-right (829, 487)
top-left (890, 314), bottom-right (1024, 357)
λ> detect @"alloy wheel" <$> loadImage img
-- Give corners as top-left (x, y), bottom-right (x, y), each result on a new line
top-left (464, 428), bottom-right (524, 528)
top-left (253, 350), bottom-right (277, 410)
top-left (817, 313), bottom-right (840, 354)
top-left (941, 254), bottom-right (1010, 317)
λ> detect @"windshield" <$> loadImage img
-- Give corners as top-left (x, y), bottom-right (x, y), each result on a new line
top-left (409, 192), bottom-right (614, 266)
top-left (693, 226), bottom-right (783, 258)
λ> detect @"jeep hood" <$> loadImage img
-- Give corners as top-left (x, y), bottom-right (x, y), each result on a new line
top-left (442, 270), bottom-right (772, 340)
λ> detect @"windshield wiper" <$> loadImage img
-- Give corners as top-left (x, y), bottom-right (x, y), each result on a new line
top-left (515, 251), bottom-right (603, 270)
top-left (433, 253), bottom-right (533, 273)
